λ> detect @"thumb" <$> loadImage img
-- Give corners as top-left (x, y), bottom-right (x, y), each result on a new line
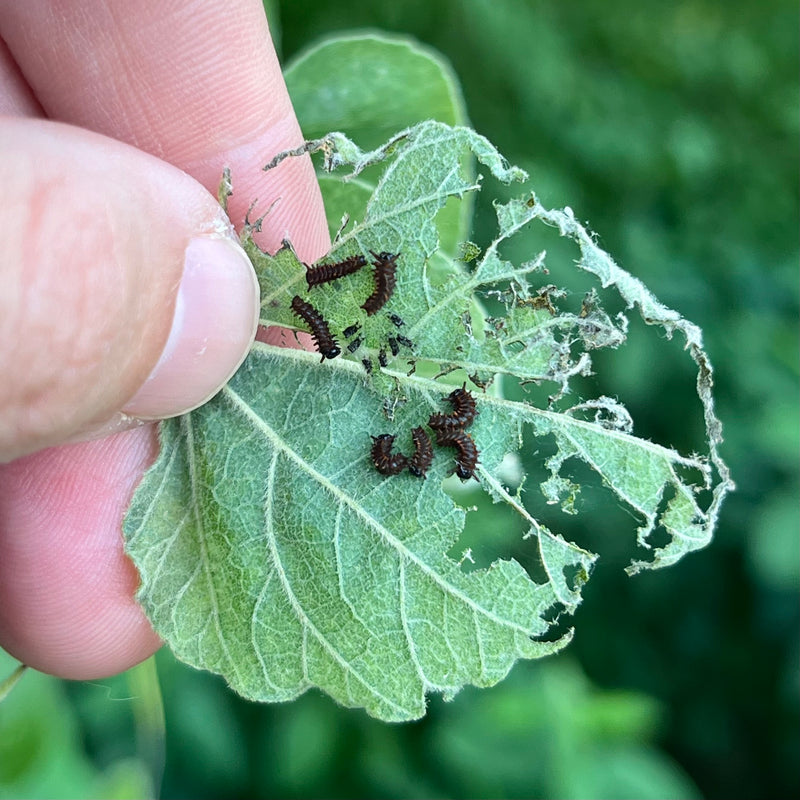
top-left (0, 118), bottom-right (260, 462)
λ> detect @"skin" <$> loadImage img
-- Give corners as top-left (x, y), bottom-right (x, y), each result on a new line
top-left (0, 0), bottom-right (330, 678)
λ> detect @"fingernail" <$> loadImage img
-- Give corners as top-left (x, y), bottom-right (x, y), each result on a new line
top-left (123, 236), bottom-right (259, 419)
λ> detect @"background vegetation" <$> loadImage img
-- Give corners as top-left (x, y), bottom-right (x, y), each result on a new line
top-left (2, 1), bottom-right (797, 797)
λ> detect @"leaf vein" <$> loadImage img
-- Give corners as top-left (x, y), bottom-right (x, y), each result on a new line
top-left (222, 382), bottom-right (539, 638)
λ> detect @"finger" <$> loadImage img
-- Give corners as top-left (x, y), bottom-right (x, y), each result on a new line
top-left (0, 430), bottom-right (162, 678)
top-left (0, 35), bottom-right (41, 115)
top-left (0, 0), bottom-right (330, 680)
top-left (0, 117), bottom-right (260, 461)
top-left (0, 0), bottom-right (331, 262)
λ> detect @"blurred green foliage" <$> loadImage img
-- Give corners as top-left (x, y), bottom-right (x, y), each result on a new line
top-left (3, 1), bottom-right (796, 798)
top-left (0, 650), bottom-right (152, 799)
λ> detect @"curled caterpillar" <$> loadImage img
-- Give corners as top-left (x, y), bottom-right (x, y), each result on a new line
top-left (361, 251), bottom-right (399, 316)
top-left (290, 295), bottom-right (341, 361)
top-left (305, 254), bottom-right (367, 289)
top-left (370, 434), bottom-right (408, 476)
top-left (433, 428), bottom-right (479, 481)
top-left (427, 384), bottom-right (478, 433)
top-left (408, 426), bottom-right (434, 478)
top-left (446, 384), bottom-right (478, 427)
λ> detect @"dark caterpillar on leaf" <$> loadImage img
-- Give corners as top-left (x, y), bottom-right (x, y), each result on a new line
top-left (361, 250), bottom-right (399, 316)
top-left (446, 384), bottom-right (478, 427)
top-left (433, 428), bottom-right (479, 481)
top-left (428, 384), bottom-right (478, 434)
top-left (408, 426), bottom-right (434, 478)
top-left (290, 295), bottom-right (341, 361)
top-left (370, 434), bottom-right (408, 476)
top-left (305, 254), bottom-right (367, 289)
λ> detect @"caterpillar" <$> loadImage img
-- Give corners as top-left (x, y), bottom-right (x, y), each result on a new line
top-left (290, 295), bottom-right (341, 361)
top-left (427, 384), bottom-right (478, 433)
top-left (408, 427), bottom-right (434, 478)
top-left (446, 384), bottom-right (478, 427)
top-left (370, 434), bottom-right (408, 476)
top-left (433, 428), bottom-right (479, 481)
top-left (361, 250), bottom-right (399, 316)
top-left (305, 254), bottom-right (366, 289)
top-left (427, 412), bottom-right (466, 437)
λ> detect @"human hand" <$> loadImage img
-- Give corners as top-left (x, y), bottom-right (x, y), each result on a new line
top-left (0, 0), bottom-right (330, 678)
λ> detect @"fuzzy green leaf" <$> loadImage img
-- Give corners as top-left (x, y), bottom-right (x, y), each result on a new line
top-left (285, 33), bottom-right (466, 147)
top-left (285, 34), bottom-right (470, 255)
top-left (125, 350), bottom-right (585, 721)
top-left (124, 122), bottom-right (732, 720)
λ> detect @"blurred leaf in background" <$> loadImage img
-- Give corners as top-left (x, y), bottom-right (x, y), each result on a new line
top-left (16, 0), bottom-right (797, 798)
top-left (0, 649), bottom-right (152, 800)
top-left (148, 650), bottom-right (702, 799)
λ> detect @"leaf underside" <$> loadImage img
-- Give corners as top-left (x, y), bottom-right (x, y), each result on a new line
top-left (124, 121), bottom-right (732, 721)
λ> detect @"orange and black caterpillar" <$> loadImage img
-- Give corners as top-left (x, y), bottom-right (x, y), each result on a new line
top-left (305, 254), bottom-right (367, 289)
top-left (361, 250), bottom-right (399, 316)
top-left (370, 434), bottom-right (408, 476)
top-left (433, 428), bottom-right (479, 481)
top-left (428, 384), bottom-right (478, 434)
top-left (408, 427), bottom-right (434, 478)
top-left (290, 295), bottom-right (341, 361)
